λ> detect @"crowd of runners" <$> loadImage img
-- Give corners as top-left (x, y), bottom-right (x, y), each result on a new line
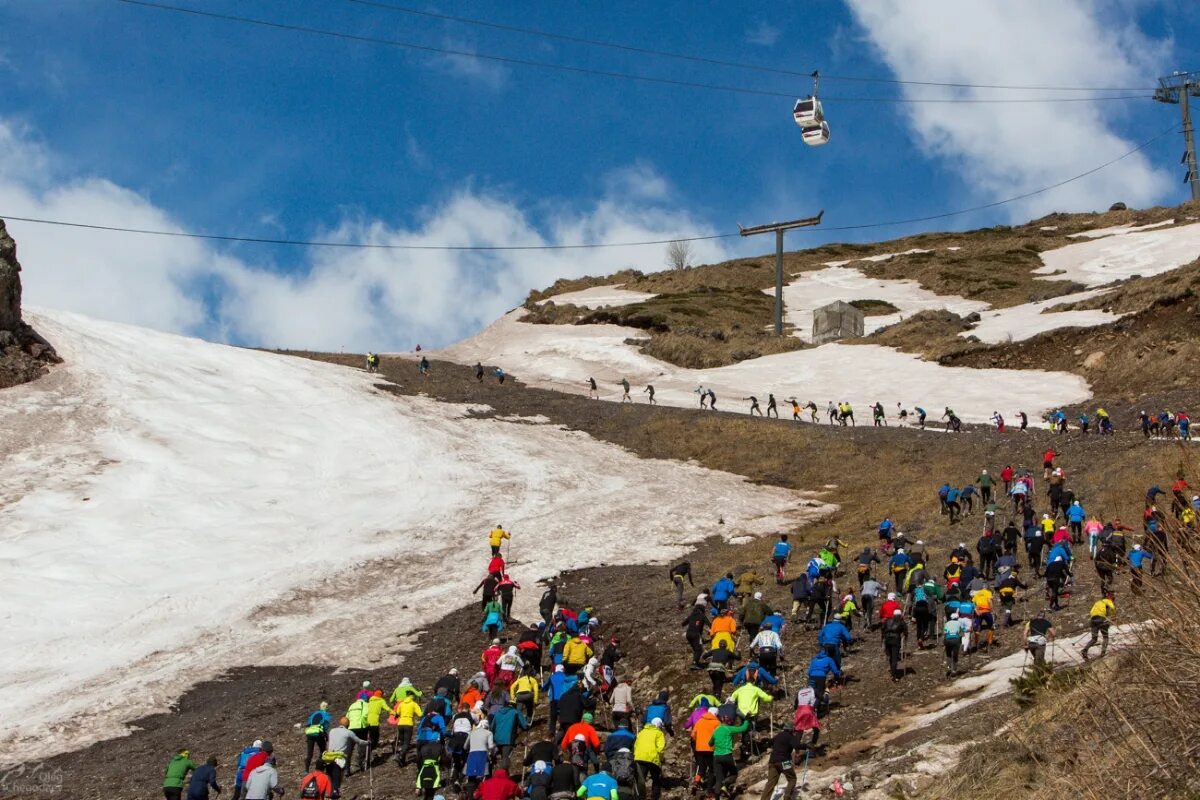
top-left (160, 444), bottom-right (1192, 800)
top-left (578, 375), bottom-right (1198, 442)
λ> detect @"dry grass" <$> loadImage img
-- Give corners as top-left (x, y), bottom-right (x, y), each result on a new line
top-left (848, 298), bottom-right (902, 316)
top-left (637, 329), bottom-right (805, 369)
top-left (525, 268), bottom-right (646, 303)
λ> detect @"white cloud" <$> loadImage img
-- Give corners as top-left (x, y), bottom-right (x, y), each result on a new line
top-left (745, 20), bottom-right (781, 47)
top-left (845, 0), bottom-right (1174, 218)
top-left (0, 120), bottom-right (725, 351)
top-left (428, 38), bottom-right (509, 89)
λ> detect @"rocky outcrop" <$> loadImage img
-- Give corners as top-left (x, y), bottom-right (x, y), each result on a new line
top-left (0, 219), bottom-right (60, 389)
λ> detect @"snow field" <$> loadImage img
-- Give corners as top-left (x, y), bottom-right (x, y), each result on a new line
top-left (439, 311), bottom-right (1092, 423)
top-left (962, 289), bottom-right (1122, 344)
top-left (1037, 221), bottom-right (1200, 286)
top-left (0, 309), bottom-right (833, 764)
top-left (775, 266), bottom-right (989, 342)
top-left (536, 284), bottom-right (657, 308)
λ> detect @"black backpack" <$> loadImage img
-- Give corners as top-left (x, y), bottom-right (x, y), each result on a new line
top-left (300, 777), bottom-right (321, 799)
top-left (417, 759), bottom-right (441, 790)
top-left (610, 751), bottom-right (636, 785)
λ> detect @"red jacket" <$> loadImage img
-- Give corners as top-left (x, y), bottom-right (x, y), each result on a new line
top-left (487, 556), bottom-right (506, 575)
top-left (299, 771), bottom-right (333, 799)
top-left (241, 751), bottom-right (269, 782)
top-left (1043, 450), bottom-right (1057, 464)
top-left (1000, 466), bottom-right (1014, 482)
top-left (474, 769), bottom-right (522, 800)
top-left (880, 599), bottom-right (901, 620)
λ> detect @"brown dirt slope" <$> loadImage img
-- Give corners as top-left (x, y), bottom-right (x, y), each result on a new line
top-left (40, 352), bottom-right (1189, 799)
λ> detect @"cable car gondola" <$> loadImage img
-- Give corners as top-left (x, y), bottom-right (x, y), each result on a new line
top-left (794, 70), bottom-right (830, 147)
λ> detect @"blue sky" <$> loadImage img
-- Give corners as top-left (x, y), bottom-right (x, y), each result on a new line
top-left (1, 0), bottom-right (1199, 349)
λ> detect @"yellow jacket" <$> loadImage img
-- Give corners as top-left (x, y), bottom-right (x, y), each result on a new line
top-left (971, 589), bottom-right (993, 613)
top-left (563, 638), bottom-right (593, 665)
top-left (489, 527), bottom-right (510, 547)
top-left (633, 726), bottom-right (665, 765)
top-left (510, 675), bottom-right (540, 704)
top-left (1089, 598), bottom-right (1115, 619)
top-left (392, 697), bottom-right (423, 727)
top-left (366, 695), bottom-right (391, 726)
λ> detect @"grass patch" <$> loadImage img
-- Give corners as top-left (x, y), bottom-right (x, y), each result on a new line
top-left (849, 298), bottom-right (901, 316)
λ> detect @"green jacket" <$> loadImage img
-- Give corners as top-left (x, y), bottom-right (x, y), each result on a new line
top-left (708, 720), bottom-right (749, 757)
top-left (163, 754), bottom-right (197, 788)
top-left (347, 699), bottom-right (370, 729)
top-left (978, 473), bottom-right (993, 488)
top-left (731, 683), bottom-right (772, 717)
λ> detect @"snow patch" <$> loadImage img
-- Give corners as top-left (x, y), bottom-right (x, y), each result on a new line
top-left (963, 289), bottom-right (1122, 343)
top-left (1068, 219), bottom-right (1174, 239)
top-left (1036, 222), bottom-right (1200, 286)
top-left (0, 309), bottom-right (833, 764)
top-left (536, 284), bottom-right (657, 309)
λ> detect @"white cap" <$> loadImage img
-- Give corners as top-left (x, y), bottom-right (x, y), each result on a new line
top-left (574, 734), bottom-right (585, 742)
top-left (950, 613), bottom-right (959, 620)
top-left (492, 638), bottom-right (500, 645)
top-left (1133, 544), bottom-right (1141, 550)
top-left (892, 609), bottom-right (902, 617)
top-left (253, 739), bottom-right (263, 748)
top-left (650, 718), bottom-right (663, 727)
top-left (362, 680), bottom-right (371, 688)
top-left (916, 540), bottom-right (924, 545)
top-left (753, 592), bottom-right (763, 600)
top-left (887, 592), bottom-right (896, 600)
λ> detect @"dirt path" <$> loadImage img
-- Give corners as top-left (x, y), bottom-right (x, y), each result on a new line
top-left (33, 354), bottom-right (1183, 798)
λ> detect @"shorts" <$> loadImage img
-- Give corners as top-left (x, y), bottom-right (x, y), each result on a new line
top-left (977, 612), bottom-right (994, 630)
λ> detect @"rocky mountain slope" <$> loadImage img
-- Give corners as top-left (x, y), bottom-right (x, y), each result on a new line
top-left (0, 219), bottom-right (59, 388)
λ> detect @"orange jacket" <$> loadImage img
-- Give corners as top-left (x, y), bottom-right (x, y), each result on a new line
top-left (709, 616), bottom-right (737, 638)
top-left (690, 715), bottom-right (720, 753)
top-left (560, 722), bottom-right (601, 752)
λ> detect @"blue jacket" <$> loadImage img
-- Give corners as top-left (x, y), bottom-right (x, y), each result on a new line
top-left (542, 671), bottom-right (578, 702)
top-left (938, 484), bottom-right (951, 498)
top-left (806, 558), bottom-right (823, 580)
top-left (489, 705), bottom-right (529, 746)
top-left (643, 702), bottom-right (672, 729)
top-left (1129, 549), bottom-right (1153, 569)
top-left (772, 541), bottom-right (793, 559)
top-left (580, 772), bottom-right (618, 799)
top-left (1045, 544), bottom-right (1071, 566)
top-left (1067, 505), bottom-right (1086, 523)
top-left (711, 577), bottom-right (735, 602)
top-left (482, 610), bottom-right (504, 633)
top-left (186, 764), bottom-right (220, 800)
top-left (807, 651), bottom-right (841, 679)
top-left (305, 709), bottom-right (332, 732)
top-left (879, 519), bottom-right (894, 534)
top-left (731, 662), bottom-right (778, 687)
top-left (415, 713), bottom-right (446, 742)
top-left (604, 727), bottom-right (636, 759)
top-left (946, 488), bottom-right (961, 502)
top-left (889, 552), bottom-right (911, 571)
top-left (817, 621), bottom-right (853, 649)
top-left (960, 485), bottom-right (976, 498)
top-left (761, 613), bottom-right (786, 632)
top-left (234, 747), bottom-right (259, 786)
